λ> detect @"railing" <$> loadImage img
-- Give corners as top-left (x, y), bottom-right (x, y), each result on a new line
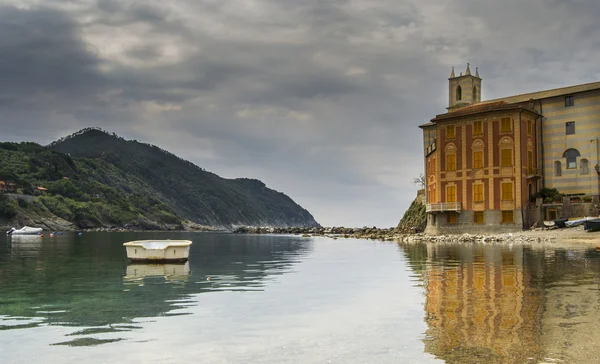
top-left (426, 202), bottom-right (461, 213)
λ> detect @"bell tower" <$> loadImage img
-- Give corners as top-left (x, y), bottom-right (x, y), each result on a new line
top-left (448, 63), bottom-right (481, 111)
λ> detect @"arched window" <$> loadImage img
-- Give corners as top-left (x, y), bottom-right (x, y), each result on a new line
top-left (554, 161), bottom-right (562, 176)
top-left (456, 85), bottom-right (462, 101)
top-left (472, 86), bottom-right (477, 102)
top-left (581, 158), bottom-right (589, 174)
top-left (563, 148), bottom-right (581, 169)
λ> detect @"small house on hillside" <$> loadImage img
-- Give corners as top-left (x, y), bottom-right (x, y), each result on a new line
top-left (0, 180), bottom-right (17, 192)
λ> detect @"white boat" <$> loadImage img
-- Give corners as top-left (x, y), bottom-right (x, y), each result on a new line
top-left (123, 240), bottom-right (192, 262)
top-left (6, 226), bottom-right (43, 235)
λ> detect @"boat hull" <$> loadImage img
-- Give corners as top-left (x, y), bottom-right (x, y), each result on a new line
top-left (123, 240), bottom-right (192, 262)
top-left (584, 219), bottom-right (600, 232)
top-left (7, 226), bottom-right (43, 235)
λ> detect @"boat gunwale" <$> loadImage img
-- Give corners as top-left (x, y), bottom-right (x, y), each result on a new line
top-left (123, 240), bottom-right (193, 249)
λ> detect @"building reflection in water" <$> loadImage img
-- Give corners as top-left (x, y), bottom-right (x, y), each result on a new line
top-left (419, 243), bottom-right (544, 363)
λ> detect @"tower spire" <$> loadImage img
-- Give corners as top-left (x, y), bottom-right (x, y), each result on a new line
top-left (475, 67), bottom-right (480, 78)
top-left (465, 63), bottom-right (471, 75)
top-left (450, 66), bottom-right (455, 78)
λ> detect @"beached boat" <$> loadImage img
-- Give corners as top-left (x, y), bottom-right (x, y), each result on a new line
top-left (553, 218), bottom-right (568, 228)
top-left (6, 226), bottom-right (43, 235)
top-left (583, 218), bottom-right (600, 232)
top-left (123, 240), bottom-right (192, 262)
top-left (565, 217), bottom-right (590, 228)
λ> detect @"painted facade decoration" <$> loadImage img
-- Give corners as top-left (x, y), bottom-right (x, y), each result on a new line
top-left (421, 65), bottom-right (600, 234)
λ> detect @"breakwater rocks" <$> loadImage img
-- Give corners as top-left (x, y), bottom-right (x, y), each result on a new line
top-left (233, 226), bottom-right (560, 244)
top-left (233, 226), bottom-right (400, 241)
top-left (400, 232), bottom-right (557, 244)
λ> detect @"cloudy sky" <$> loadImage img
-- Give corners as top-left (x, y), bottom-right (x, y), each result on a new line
top-left (1, 0), bottom-right (599, 227)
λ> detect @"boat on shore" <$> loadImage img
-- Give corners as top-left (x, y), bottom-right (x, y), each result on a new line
top-left (583, 218), bottom-right (600, 233)
top-left (123, 240), bottom-right (192, 262)
top-left (6, 226), bottom-right (43, 235)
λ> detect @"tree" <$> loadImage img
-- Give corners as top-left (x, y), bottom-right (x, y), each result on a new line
top-left (413, 173), bottom-right (425, 189)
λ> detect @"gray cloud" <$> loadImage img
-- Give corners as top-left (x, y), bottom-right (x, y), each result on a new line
top-left (1, 0), bottom-right (599, 226)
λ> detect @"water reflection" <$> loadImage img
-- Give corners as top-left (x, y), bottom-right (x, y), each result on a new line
top-left (0, 231), bottom-right (312, 345)
top-left (399, 242), bottom-right (600, 364)
top-left (124, 262), bottom-right (191, 284)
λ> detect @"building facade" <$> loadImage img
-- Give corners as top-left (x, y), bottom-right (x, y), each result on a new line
top-left (421, 65), bottom-right (600, 234)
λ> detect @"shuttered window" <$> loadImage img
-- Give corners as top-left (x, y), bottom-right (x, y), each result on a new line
top-left (501, 182), bottom-right (513, 201)
top-left (501, 149), bottom-right (512, 167)
top-left (473, 184), bottom-right (484, 202)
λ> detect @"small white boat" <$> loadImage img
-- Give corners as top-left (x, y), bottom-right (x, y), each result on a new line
top-left (123, 240), bottom-right (192, 262)
top-left (6, 226), bottom-right (43, 235)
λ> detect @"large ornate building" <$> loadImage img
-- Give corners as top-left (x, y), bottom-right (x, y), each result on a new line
top-left (421, 65), bottom-right (600, 234)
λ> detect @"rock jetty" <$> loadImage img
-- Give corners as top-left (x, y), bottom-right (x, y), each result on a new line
top-left (233, 226), bottom-right (400, 241)
top-left (233, 226), bottom-right (562, 244)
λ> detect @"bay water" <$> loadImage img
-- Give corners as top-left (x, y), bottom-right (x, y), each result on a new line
top-left (1, 231), bottom-right (599, 363)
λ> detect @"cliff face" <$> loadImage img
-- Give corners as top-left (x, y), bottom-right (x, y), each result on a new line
top-left (396, 189), bottom-right (426, 233)
top-left (0, 128), bottom-right (320, 230)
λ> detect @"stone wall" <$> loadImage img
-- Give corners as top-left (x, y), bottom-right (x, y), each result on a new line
top-left (425, 209), bottom-right (523, 235)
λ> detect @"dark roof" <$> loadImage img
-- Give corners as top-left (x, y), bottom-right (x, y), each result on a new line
top-left (431, 101), bottom-right (541, 122)
top-left (487, 80), bottom-right (600, 104)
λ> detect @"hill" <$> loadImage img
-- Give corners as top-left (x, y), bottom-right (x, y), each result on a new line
top-left (0, 128), bottom-right (319, 230)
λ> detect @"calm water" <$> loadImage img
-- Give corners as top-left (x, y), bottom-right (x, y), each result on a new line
top-left (1, 232), bottom-right (600, 363)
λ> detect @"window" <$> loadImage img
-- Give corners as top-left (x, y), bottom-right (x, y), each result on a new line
top-left (527, 120), bottom-right (532, 135)
top-left (447, 125), bottom-right (455, 139)
top-left (472, 86), bottom-right (477, 102)
top-left (474, 211), bottom-right (484, 224)
top-left (554, 161), bottom-right (562, 176)
top-left (565, 95), bottom-right (574, 107)
top-left (566, 121), bottom-right (575, 135)
top-left (528, 150), bottom-right (534, 173)
top-left (501, 182), bottom-right (513, 201)
top-left (447, 212), bottom-right (457, 224)
top-left (446, 185), bottom-right (456, 202)
top-left (446, 153), bottom-right (456, 171)
top-left (581, 158), bottom-right (589, 174)
top-left (563, 148), bottom-right (580, 169)
top-left (473, 151), bottom-right (483, 169)
top-left (456, 86), bottom-right (462, 101)
top-left (500, 117), bottom-right (512, 132)
top-left (501, 210), bottom-right (514, 224)
top-left (473, 120), bottom-right (483, 135)
top-left (473, 184), bottom-right (484, 202)
top-left (501, 149), bottom-right (512, 167)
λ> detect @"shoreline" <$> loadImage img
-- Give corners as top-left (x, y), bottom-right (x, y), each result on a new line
top-left (233, 225), bottom-right (600, 245)
top-left (3, 222), bottom-right (599, 246)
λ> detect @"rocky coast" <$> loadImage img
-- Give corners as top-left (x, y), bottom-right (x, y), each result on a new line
top-left (233, 225), bottom-right (600, 245)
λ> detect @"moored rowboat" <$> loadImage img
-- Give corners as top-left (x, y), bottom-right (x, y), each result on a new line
top-left (123, 240), bottom-right (192, 262)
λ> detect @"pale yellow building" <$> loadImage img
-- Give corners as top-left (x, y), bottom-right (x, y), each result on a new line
top-left (489, 81), bottom-right (600, 196)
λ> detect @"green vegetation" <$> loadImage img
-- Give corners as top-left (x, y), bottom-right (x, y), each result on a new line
top-left (0, 128), bottom-right (319, 229)
top-left (538, 187), bottom-right (563, 203)
top-left (0, 193), bottom-right (17, 219)
top-left (397, 190), bottom-right (426, 233)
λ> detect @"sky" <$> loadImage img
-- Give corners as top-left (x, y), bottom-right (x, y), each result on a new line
top-left (1, 0), bottom-right (599, 227)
